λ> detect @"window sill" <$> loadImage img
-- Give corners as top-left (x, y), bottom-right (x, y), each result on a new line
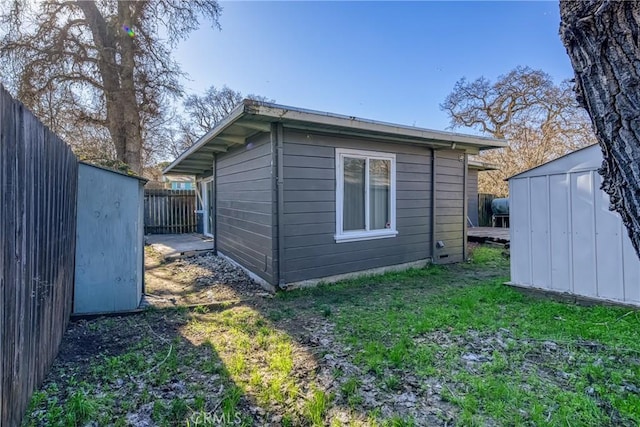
top-left (334, 230), bottom-right (398, 243)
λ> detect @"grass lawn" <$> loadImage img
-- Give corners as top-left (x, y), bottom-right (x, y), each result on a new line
top-left (24, 246), bottom-right (640, 426)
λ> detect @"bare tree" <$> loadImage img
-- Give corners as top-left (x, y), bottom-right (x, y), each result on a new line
top-left (185, 85), bottom-right (246, 133)
top-left (560, 0), bottom-right (640, 258)
top-left (172, 85), bottom-right (273, 156)
top-left (0, 0), bottom-right (221, 174)
top-left (441, 66), bottom-right (595, 196)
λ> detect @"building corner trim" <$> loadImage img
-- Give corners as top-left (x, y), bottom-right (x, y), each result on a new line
top-left (431, 148), bottom-right (437, 264)
top-left (274, 123), bottom-right (286, 288)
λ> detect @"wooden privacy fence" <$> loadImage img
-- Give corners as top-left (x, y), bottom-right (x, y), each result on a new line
top-left (0, 86), bottom-right (78, 426)
top-left (144, 189), bottom-right (197, 234)
top-left (478, 193), bottom-right (496, 227)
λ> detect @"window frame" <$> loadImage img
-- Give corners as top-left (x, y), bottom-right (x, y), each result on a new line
top-left (335, 148), bottom-right (397, 243)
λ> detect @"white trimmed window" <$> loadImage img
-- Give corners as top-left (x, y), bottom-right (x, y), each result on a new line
top-left (335, 148), bottom-right (397, 243)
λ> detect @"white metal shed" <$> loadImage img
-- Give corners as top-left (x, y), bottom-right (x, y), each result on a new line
top-left (508, 144), bottom-right (640, 306)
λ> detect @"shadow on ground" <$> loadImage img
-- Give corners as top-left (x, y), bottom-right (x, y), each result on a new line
top-left (24, 246), bottom-right (523, 426)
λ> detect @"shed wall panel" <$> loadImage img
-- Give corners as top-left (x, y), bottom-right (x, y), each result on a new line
top-left (570, 172), bottom-right (597, 297)
top-left (548, 174), bottom-right (571, 292)
top-left (216, 133), bottom-right (275, 283)
top-left (530, 176), bottom-right (550, 288)
top-left (510, 178), bottom-right (531, 285)
top-left (594, 173), bottom-right (625, 300)
top-left (622, 227), bottom-right (640, 303)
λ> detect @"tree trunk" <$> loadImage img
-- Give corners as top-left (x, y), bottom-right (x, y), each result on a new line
top-left (76, 0), bottom-right (143, 174)
top-left (559, 0), bottom-right (640, 258)
top-left (117, 1), bottom-right (143, 174)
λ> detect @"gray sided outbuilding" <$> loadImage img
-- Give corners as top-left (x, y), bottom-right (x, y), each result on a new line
top-left (165, 101), bottom-right (505, 289)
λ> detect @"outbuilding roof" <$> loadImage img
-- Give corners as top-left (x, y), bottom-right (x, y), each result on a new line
top-left (79, 161), bottom-right (148, 183)
top-left (468, 159), bottom-right (499, 171)
top-left (507, 144), bottom-right (600, 180)
top-left (164, 100), bottom-right (507, 175)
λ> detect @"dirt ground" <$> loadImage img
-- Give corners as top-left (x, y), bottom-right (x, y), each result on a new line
top-left (144, 246), bottom-right (271, 307)
top-left (24, 245), bottom-right (639, 426)
top-left (24, 247), bottom-right (503, 426)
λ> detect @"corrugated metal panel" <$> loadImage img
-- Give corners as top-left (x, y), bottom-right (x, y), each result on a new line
top-left (548, 174), bottom-right (571, 292)
top-left (509, 146), bottom-right (640, 306)
top-left (594, 172), bottom-right (624, 300)
top-left (530, 176), bottom-right (550, 287)
top-left (570, 171), bottom-right (598, 297)
top-left (510, 178), bottom-right (531, 285)
top-left (623, 225), bottom-right (640, 303)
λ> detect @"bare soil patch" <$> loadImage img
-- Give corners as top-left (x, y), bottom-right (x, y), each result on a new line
top-left (144, 247), bottom-right (270, 307)
top-left (24, 246), bottom-right (640, 426)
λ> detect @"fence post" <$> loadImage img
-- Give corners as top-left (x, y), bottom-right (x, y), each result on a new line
top-left (478, 193), bottom-right (497, 227)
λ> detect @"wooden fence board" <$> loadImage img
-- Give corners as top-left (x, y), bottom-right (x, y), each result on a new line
top-left (144, 189), bottom-right (197, 234)
top-left (0, 86), bottom-right (78, 427)
top-left (478, 193), bottom-right (496, 227)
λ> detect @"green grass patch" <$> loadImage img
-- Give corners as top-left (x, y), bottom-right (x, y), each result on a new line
top-left (186, 305), bottom-right (317, 418)
top-left (469, 245), bottom-right (505, 265)
top-left (24, 245), bottom-right (640, 426)
top-left (312, 247), bottom-right (640, 425)
top-left (304, 387), bottom-right (332, 426)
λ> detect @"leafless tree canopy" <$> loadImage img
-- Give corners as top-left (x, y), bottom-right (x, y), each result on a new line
top-left (166, 86), bottom-right (274, 159)
top-left (0, 0), bottom-right (221, 174)
top-left (560, 0), bottom-right (640, 259)
top-left (441, 66), bottom-right (596, 196)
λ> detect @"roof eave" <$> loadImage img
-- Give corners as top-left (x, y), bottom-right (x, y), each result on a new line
top-left (164, 100), bottom-right (507, 176)
top-left (162, 102), bottom-right (248, 175)
top-left (250, 102), bottom-right (507, 151)
top-left (468, 160), bottom-right (499, 171)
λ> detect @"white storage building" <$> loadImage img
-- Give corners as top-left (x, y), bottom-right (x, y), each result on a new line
top-left (508, 144), bottom-right (640, 306)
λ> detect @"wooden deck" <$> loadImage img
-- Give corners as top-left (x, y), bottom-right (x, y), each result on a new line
top-left (467, 227), bottom-right (510, 244)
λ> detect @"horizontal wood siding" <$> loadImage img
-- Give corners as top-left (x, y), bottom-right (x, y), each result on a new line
top-left (216, 133), bottom-right (275, 283)
top-left (467, 169), bottom-right (479, 227)
top-left (435, 150), bottom-right (465, 263)
top-left (282, 130), bottom-right (432, 283)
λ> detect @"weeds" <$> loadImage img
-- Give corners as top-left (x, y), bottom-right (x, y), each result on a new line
top-left (23, 246), bottom-right (640, 426)
top-left (304, 388), bottom-right (332, 426)
top-left (340, 377), bottom-right (363, 406)
top-left (470, 245), bottom-right (505, 265)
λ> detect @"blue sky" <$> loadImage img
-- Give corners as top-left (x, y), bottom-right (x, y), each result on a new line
top-left (174, 1), bottom-right (572, 132)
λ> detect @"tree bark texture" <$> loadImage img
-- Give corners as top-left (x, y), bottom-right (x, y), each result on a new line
top-left (560, 0), bottom-right (640, 258)
top-left (77, 1), bottom-right (143, 173)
